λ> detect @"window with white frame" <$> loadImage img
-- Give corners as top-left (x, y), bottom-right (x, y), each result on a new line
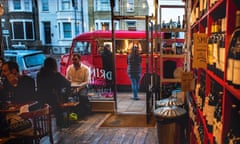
top-left (62, 0), bottom-right (71, 11)
top-left (127, 0), bottom-right (134, 12)
top-left (95, 0), bottom-right (110, 11)
top-left (24, 0), bottom-right (30, 11)
top-left (63, 22), bottom-right (72, 38)
top-left (11, 0), bottom-right (32, 12)
top-left (13, 0), bottom-right (21, 10)
top-left (95, 20), bottom-right (119, 30)
top-left (126, 21), bottom-right (136, 30)
top-left (11, 20), bottom-right (34, 40)
top-left (42, 0), bottom-right (49, 11)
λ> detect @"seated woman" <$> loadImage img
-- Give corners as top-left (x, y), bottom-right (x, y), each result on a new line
top-left (37, 57), bottom-right (70, 127)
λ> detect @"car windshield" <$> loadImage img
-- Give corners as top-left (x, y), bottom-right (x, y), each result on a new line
top-left (23, 53), bottom-right (45, 67)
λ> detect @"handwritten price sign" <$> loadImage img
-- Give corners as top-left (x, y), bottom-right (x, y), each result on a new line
top-left (192, 33), bottom-right (208, 68)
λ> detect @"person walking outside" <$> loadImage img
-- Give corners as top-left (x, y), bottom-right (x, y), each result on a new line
top-left (127, 46), bottom-right (142, 100)
top-left (101, 44), bottom-right (114, 94)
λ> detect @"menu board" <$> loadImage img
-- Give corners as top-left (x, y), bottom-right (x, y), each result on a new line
top-left (192, 33), bottom-right (208, 68)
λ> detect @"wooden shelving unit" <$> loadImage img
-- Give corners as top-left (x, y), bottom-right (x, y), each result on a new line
top-left (158, 5), bottom-right (186, 99)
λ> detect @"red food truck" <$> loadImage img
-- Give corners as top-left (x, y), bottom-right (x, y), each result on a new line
top-left (59, 30), bottom-right (183, 91)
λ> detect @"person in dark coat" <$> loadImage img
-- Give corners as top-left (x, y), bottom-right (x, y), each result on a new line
top-left (127, 46), bottom-right (142, 100)
top-left (101, 44), bottom-right (114, 92)
top-left (37, 57), bottom-right (70, 127)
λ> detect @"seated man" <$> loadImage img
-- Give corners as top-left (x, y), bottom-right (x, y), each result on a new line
top-left (0, 61), bottom-right (36, 137)
top-left (66, 53), bottom-right (91, 118)
top-left (0, 61), bottom-right (36, 103)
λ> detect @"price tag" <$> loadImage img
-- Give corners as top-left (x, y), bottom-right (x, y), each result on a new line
top-left (192, 33), bottom-right (208, 68)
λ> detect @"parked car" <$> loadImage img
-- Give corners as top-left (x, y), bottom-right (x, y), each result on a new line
top-left (4, 50), bottom-right (46, 80)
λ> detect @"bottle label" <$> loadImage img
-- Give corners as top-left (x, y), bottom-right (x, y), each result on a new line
top-left (227, 58), bottom-right (233, 81)
top-left (233, 59), bottom-right (240, 85)
top-left (213, 43), bottom-right (218, 63)
top-left (219, 48), bottom-right (225, 71)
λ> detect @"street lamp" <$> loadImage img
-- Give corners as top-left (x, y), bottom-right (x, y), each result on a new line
top-left (0, 3), bottom-right (4, 57)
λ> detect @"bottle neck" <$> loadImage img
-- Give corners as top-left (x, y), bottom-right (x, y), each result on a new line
top-left (236, 11), bottom-right (240, 28)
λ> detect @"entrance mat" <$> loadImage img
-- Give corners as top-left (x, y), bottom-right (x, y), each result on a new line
top-left (99, 113), bottom-right (156, 128)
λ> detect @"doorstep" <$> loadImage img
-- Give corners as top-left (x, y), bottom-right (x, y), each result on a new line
top-left (90, 101), bottom-right (115, 112)
top-left (88, 92), bottom-right (115, 112)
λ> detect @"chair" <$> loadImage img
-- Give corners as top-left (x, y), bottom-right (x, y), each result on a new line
top-left (15, 104), bottom-right (54, 144)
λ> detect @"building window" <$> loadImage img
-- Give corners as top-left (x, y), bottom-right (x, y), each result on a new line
top-left (62, 0), bottom-right (71, 11)
top-left (102, 22), bottom-right (110, 30)
top-left (11, 0), bottom-right (32, 12)
top-left (11, 20), bottom-right (34, 40)
top-left (127, 21), bottom-right (136, 31)
top-left (26, 22), bottom-right (33, 39)
top-left (13, 0), bottom-right (21, 10)
top-left (63, 22), bottom-right (72, 38)
top-left (72, 0), bottom-right (78, 9)
top-left (42, 0), bottom-right (49, 11)
top-left (95, 0), bottom-right (110, 11)
top-left (24, 0), bottom-right (30, 11)
top-left (127, 0), bottom-right (134, 12)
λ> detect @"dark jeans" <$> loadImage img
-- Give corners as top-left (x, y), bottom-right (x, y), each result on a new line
top-left (76, 87), bottom-right (91, 118)
top-left (129, 74), bottom-right (141, 99)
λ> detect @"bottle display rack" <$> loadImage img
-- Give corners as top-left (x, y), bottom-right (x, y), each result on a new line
top-left (190, 0), bottom-right (240, 143)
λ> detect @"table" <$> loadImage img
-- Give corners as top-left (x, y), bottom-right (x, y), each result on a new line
top-left (71, 82), bottom-right (84, 88)
top-left (0, 135), bottom-right (17, 144)
top-left (0, 101), bottom-right (38, 113)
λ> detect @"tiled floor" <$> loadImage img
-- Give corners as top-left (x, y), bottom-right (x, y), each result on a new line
top-left (116, 92), bottom-right (146, 113)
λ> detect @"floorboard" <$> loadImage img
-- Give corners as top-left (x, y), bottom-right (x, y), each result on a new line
top-left (40, 92), bottom-right (158, 144)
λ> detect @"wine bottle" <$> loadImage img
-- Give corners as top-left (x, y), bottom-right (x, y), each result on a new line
top-left (182, 15), bottom-right (185, 29)
top-left (226, 45), bottom-right (234, 85)
top-left (232, 36), bottom-right (240, 89)
top-left (224, 96), bottom-right (240, 144)
top-left (219, 33), bottom-right (225, 79)
top-left (229, 10), bottom-right (240, 88)
top-left (227, 11), bottom-right (240, 85)
top-left (213, 92), bottom-right (223, 144)
top-left (162, 20), bottom-right (166, 29)
top-left (212, 21), bottom-right (218, 74)
top-left (177, 16), bottom-right (181, 28)
top-left (208, 33), bottom-right (214, 72)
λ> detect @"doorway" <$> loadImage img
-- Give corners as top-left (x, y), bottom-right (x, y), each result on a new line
top-left (43, 22), bottom-right (51, 44)
top-left (116, 92), bottom-right (146, 114)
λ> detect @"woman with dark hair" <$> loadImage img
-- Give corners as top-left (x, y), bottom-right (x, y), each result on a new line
top-left (37, 57), bottom-right (70, 127)
top-left (127, 46), bottom-right (142, 100)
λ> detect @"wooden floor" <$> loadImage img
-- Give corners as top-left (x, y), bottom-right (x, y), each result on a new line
top-left (42, 92), bottom-right (158, 144)
top-left (52, 113), bottom-right (157, 144)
